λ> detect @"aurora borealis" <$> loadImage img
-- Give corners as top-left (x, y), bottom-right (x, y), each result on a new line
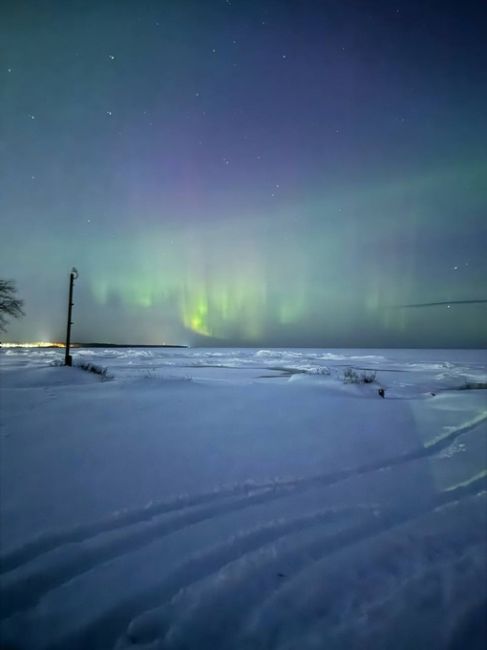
top-left (1, 0), bottom-right (486, 347)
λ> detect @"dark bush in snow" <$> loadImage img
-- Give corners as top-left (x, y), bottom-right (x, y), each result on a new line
top-left (76, 361), bottom-right (111, 380)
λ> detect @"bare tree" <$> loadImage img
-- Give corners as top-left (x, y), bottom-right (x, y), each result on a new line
top-left (0, 279), bottom-right (24, 332)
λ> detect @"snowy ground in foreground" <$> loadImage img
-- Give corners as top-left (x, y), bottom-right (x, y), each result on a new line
top-left (1, 347), bottom-right (486, 650)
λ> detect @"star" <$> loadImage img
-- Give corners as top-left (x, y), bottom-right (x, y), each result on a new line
top-left (7, 68), bottom-right (12, 73)
top-left (106, 111), bottom-right (112, 116)
top-left (29, 114), bottom-right (35, 120)
top-left (108, 54), bottom-right (115, 60)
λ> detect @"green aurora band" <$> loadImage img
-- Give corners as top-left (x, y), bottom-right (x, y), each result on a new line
top-left (77, 161), bottom-right (486, 346)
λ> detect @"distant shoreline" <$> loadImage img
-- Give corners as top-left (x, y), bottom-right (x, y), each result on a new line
top-left (0, 343), bottom-right (188, 349)
top-left (76, 343), bottom-right (188, 348)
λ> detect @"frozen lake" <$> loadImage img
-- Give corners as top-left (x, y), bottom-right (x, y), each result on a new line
top-left (1, 347), bottom-right (486, 649)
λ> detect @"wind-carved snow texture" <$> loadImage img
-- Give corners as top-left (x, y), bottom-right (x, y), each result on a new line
top-left (0, 347), bottom-right (486, 649)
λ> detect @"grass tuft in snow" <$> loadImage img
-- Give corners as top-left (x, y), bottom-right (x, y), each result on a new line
top-left (343, 368), bottom-right (377, 384)
top-left (140, 368), bottom-right (192, 382)
top-left (460, 381), bottom-right (487, 390)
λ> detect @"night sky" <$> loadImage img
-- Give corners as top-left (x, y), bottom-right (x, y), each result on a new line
top-left (1, 0), bottom-right (486, 347)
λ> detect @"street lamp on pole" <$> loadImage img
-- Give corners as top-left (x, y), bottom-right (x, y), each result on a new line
top-left (65, 267), bottom-right (78, 366)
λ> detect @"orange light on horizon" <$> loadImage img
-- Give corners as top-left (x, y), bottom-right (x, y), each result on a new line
top-left (0, 342), bottom-right (66, 349)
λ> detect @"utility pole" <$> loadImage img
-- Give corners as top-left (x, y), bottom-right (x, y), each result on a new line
top-left (65, 267), bottom-right (78, 366)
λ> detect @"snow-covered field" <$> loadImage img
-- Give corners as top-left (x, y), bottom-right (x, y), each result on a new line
top-left (1, 346), bottom-right (486, 649)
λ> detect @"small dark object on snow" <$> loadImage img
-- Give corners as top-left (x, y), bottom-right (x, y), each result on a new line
top-left (431, 392), bottom-right (436, 396)
top-left (378, 388), bottom-right (385, 398)
top-left (277, 572), bottom-right (287, 578)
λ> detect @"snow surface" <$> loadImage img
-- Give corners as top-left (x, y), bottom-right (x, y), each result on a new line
top-left (1, 346), bottom-right (486, 649)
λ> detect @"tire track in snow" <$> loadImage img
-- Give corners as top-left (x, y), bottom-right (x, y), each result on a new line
top-left (0, 482), bottom-right (275, 574)
top-left (1, 412), bottom-right (485, 620)
top-left (49, 476), bottom-right (487, 650)
top-left (237, 497), bottom-right (487, 650)
top-left (3, 409), bottom-right (485, 575)
top-left (118, 477), bottom-right (487, 650)
top-left (270, 542), bottom-right (487, 650)
top-left (0, 486), bottom-right (297, 618)
top-left (46, 505), bottom-right (374, 650)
